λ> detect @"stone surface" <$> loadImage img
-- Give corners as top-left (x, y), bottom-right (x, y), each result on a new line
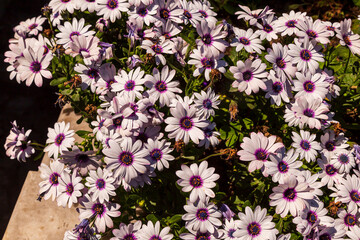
top-left (3, 104), bottom-right (91, 240)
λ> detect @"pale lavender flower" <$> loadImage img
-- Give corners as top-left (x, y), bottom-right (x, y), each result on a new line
top-left (291, 130), bottom-right (321, 163)
top-left (38, 160), bottom-right (66, 201)
top-left (231, 28), bottom-right (264, 54)
top-left (111, 221), bottom-right (142, 240)
top-left (293, 72), bottom-right (329, 100)
top-left (66, 35), bottom-right (100, 65)
top-left (95, 0), bottom-right (130, 23)
top-left (317, 156), bottom-right (344, 188)
top-left (138, 221), bottom-right (173, 240)
top-left (56, 18), bottom-right (95, 48)
top-left (264, 70), bottom-right (292, 106)
top-left (57, 170), bottom-right (84, 208)
top-left (330, 174), bottom-right (360, 212)
top-left (145, 138), bottom-right (174, 171)
top-left (86, 168), bottom-right (116, 203)
top-left (141, 37), bottom-right (174, 65)
top-left (195, 21), bottom-right (228, 57)
top-left (297, 17), bottom-right (332, 44)
top-left (336, 19), bottom-right (360, 55)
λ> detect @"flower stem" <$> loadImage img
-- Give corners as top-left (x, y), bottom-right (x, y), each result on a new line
top-left (198, 152), bottom-right (226, 162)
top-left (344, 48), bottom-right (351, 73)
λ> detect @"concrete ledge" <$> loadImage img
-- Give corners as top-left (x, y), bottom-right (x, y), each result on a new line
top-left (3, 104), bottom-right (91, 240)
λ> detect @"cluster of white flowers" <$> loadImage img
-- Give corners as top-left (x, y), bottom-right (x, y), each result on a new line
top-left (4, 0), bottom-right (360, 239)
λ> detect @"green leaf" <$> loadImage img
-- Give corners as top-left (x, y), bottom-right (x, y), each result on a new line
top-left (72, 93), bottom-right (80, 102)
top-left (146, 214), bottom-right (158, 223)
top-left (50, 77), bottom-right (67, 86)
top-left (61, 88), bottom-right (73, 96)
top-left (33, 151), bottom-right (44, 161)
top-left (76, 130), bottom-right (91, 138)
top-left (168, 214), bottom-right (182, 224)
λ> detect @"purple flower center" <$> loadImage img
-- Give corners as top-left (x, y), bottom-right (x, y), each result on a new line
top-left (137, 7), bottom-right (148, 17)
top-left (195, 232), bottom-right (210, 240)
top-left (184, 10), bottom-right (192, 19)
top-left (125, 80), bottom-right (135, 91)
top-left (306, 30), bottom-right (318, 38)
top-left (199, 10), bottom-right (208, 18)
top-left (107, 0), bottom-right (118, 9)
top-left (150, 236), bottom-right (162, 240)
top-left (344, 213), bottom-right (356, 226)
top-left (263, 24), bottom-right (273, 33)
top-left (66, 183), bottom-right (74, 195)
top-left (150, 149), bottom-right (162, 162)
top-left (75, 153), bottom-right (90, 163)
top-left (276, 58), bottom-right (286, 69)
top-left (163, 32), bottom-right (171, 39)
top-left (350, 190), bottom-right (360, 202)
top-left (325, 164), bottom-right (337, 176)
top-left (203, 99), bottom-right (212, 109)
top-left (204, 128), bottom-right (213, 138)
top-left (303, 81), bottom-right (315, 92)
top-left (242, 70), bottom-right (253, 81)
top-left (196, 208), bottom-right (209, 221)
top-left (30, 61), bottom-right (42, 73)
top-left (55, 133), bottom-right (65, 146)
top-left (49, 172), bottom-right (60, 185)
top-left (343, 35), bottom-right (352, 46)
top-left (160, 8), bottom-right (170, 20)
top-left (254, 149), bottom-right (268, 161)
top-left (325, 141), bottom-right (336, 151)
top-left (200, 58), bottom-right (214, 69)
top-left (151, 44), bottom-right (163, 54)
top-left (69, 31), bottom-right (80, 41)
top-left (319, 233), bottom-right (331, 240)
top-left (286, 20), bottom-right (297, 28)
top-left (92, 203), bottom-right (105, 216)
top-left (306, 211), bottom-right (318, 225)
top-left (179, 116), bottom-right (193, 130)
top-left (272, 82), bottom-right (283, 93)
top-left (300, 140), bottom-right (311, 151)
top-left (228, 229), bottom-right (236, 238)
top-left (61, 0), bottom-right (71, 2)
top-left (106, 78), bottom-right (116, 89)
top-left (190, 175), bottom-right (203, 188)
top-left (278, 161), bottom-right (289, 173)
top-left (303, 108), bottom-right (314, 118)
top-left (239, 37), bottom-right (250, 45)
top-left (247, 222), bottom-right (261, 236)
top-left (300, 49), bottom-right (312, 61)
top-left (202, 34), bottom-right (212, 46)
top-left (28, 23), bottom-right (38, 30)
top-left (113, 116), bottom-right (123, 127)
top-left (96, 179), bottom-right (106, 190)
top-left (283, 188), bottom-right (297, 201)
top-left (338, 153), bottom-right (349, 164)
top-left (88, 68), bottom-right (99, 79)
top-left (155, 80), bottom-right (167, 92)
top-left (124, 234), bottom-right (137, 240)
top-left (119, 152), bottom-right (134, 166)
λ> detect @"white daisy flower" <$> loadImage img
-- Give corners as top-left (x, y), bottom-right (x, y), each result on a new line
top-left (138, 221), bottom-right (173, 240)
top-left (57, 170), bottom-right (84, 208)
top-left (231, 28), bottom-right (264, 54)
top-left (128, 3), bottom-right (158, 26)
top-left (56, 18), bottom-right (95, 48)
top-left (235, 5), bottom-right (272, 26)
top-left (265, 148), bottom-right (302, 184)
top-left (78, 194), bottom-right (121, 233)
top-left (188, 48), bottom-right (227, 81)
top-left (334, 207), bottom-right (360, 232)
top-left (66, 35), bottom-right (100, 65)
top-left (49, 0), bottom-right (78, 14)
top-left (38, 160), bottom-right (66, 201)
top-left (154, 0), bottom-right (183, 26)
top-left (44, 121), bottom-right (75, 160)
top-left (192, 0), bottom-right (218, 25)
top-left (273, 10), bottom-right (306, 36)
top-left (230, 59), bottom-right (268, 95)
top-left (182, 198), bottom-right (222, 234)
top-left (291, 130), bottom-right (321, 163)
top-left (264, 70), bottom-right (292, 106)
top-left (95, 63), bottom-right (118, 95)
top-left (141, 37), bottom-right (174, 65)
top-left (269, 175), bottom-right (315, 218)
top-left (95, 0), bottom-right (130, 23)
top-left (284, 96), bottom-right (329, 130)
top-left (234, 206), bottom-right (278, 240)
top-left (336, 19), bottom-right (360, 55)
top-left (292, 201), bottom-right (334, 236)
top-left (145, 138), bottom-right (174, 171)
top-left (180, 231), bottom-right (221, 240)
top-left (111, 67), bottom-right (145, 98)
top-left (17, 15), bottom-right (46, 36)
top-left (330, 150), bottom-right (355, 174)
top-left (86, 168), bottom-right (116, 204)
top-left (315, 226), bottom-right (346, 240)
top-left (17, 46), bottom-right (53, 87)
top-left (256, 14), bottom-right (279, 41)
top-left (320, 129), bottom-right (349, 159)
top-left (293, 72), bottom-right (329, 100)
top-left (297, 17), bottom-right (332, 44)
top-left (103, 138), bottom-right (149, 183)
top-left (180, 0), bottom-right (203, 27)
top-left (164, 102), bottom-right (209, 144)
top-left (198, 122), bottom-right (220, 149)
top-left (347, 225), bottom-right (360, 240)
top-left (220, 218), bottom-right (240, 240)
top-left (237, 132), bottom-right (284, 174)
top-left (74, 62), bottom-right (101, 92)
top-left (193, 88), bottom-right (220, 119)
top-left (176, 161), bottom-right (219, 203)
top-left (111, 221), bottom-right (142, 240)
top-left (288, 36), bottom-right (324, 74)
top-left (77, 0), bottom-right (98, 12)
top-left (195, 20), bottom-right (228, 57)
top-left (317, 156), bottom-right (344, 188)
top-left (330, 174), bottom-right (360, 212)
top-left (297, 170), bottom-right (324, 199)
top-left (265, 43), bottom-right (297, 82)
top-left (144, 65), bottom-right (182, 107)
